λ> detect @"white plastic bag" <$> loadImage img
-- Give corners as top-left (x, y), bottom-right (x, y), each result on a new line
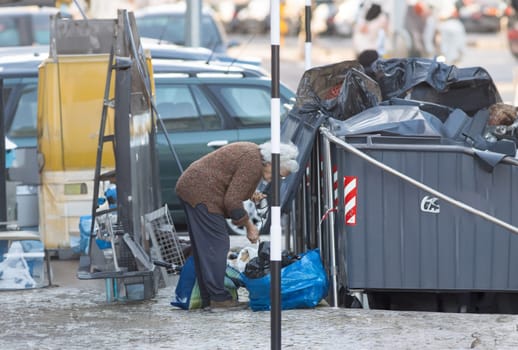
top-left (0, 241), bottom-right (36, 289)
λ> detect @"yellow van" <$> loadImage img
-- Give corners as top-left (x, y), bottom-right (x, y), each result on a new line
top-left (37, 12), bottom-right (155, 252)
top-left (37, 54), bottom-right (116, 250)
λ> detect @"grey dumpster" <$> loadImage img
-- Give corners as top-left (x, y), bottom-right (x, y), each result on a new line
top-left (332, 134), bottom-right (518, 292)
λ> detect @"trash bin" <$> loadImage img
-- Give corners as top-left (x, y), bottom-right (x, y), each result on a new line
top-left (16, 185), bottom-right (39, 228)
top-left (331, 134), bottom-right (518, 292)
top-left (281, 55), bottom-right (511, 311)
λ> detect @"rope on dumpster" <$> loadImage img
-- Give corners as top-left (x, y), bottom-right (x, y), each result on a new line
top-left (320, 207), bottom-right (337, 225)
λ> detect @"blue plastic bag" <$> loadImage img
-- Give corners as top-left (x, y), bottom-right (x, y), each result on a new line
top-left (171, 256), bottom-right (199, 310)
top-left (171, 256), bottom-right (242, 310)
top-left (242, 249), bottom-right (329, 311)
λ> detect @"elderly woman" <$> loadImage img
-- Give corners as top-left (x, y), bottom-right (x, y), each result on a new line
top-left (175, 141), bottom-right (299, 311)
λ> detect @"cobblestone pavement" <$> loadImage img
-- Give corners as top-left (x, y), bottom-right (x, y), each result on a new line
top-left (1, 233), bottom-right (518, 350)
top-left (2, 281), bottom-right (518, 350)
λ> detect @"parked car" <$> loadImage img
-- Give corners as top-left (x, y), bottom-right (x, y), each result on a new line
top-left (142, 40), bottom-right (262, 68)
top-left (0, 5), bottom-right (70, 47)
top-left (0, 46), bottom-right (47, 224)
top-left (151, 59), bottom-right (296, 233)
top-left (458, 0), bottom-right (509, 33)
top-left (0, 46), bottom-right (46, 148)
top-left (0, 49), bottom-right (296, 235)
top-left (134, 3), bottom-right (239, 54)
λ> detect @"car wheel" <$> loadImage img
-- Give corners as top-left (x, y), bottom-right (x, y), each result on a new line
top-left (226, 199), bottom-right (269, 235)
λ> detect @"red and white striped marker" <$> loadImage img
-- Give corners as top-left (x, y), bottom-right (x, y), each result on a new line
top-left (344, 176), bottom-right (357, 226)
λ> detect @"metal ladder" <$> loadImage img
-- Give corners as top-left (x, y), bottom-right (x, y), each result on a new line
top-left (85, 43), bottom-right (124, 301)
top-left (76, 16), bottom-right (159, 301)
top-left (88, 42), bottom-right (118, 256)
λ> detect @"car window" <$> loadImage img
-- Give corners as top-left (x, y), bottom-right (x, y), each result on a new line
top-left (33, 13), bottom-right (51, 44)
top-left (208, 85), bottom-right (289, 127)
top-left (2, 77), bottom-right (38, 147)
top-left (0, 17), bottom-right (21, 46)
top-left (9, 84), bottom-right (38, 139)
top-left (155, 84), bottom-right (222, 132)
top-left (191, 86), bottom-right (222, 130)
top-left (136, 15), bottom-right (222, 50)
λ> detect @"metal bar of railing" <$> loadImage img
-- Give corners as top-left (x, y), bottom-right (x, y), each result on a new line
top-left (322, 133), bottom-right (339, 307)
top-left (315, 137), bottom-right (323, 255)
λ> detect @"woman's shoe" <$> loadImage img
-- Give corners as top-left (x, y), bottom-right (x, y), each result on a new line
top-left (209, 299), bottom-right (248, 312)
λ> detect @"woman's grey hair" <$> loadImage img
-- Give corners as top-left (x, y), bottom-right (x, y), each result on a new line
top-left (259, 141), bottom-right (300, 173)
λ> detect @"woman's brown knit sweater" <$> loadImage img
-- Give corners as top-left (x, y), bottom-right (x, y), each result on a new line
top-left (175, 142), bottom-right (263, 227)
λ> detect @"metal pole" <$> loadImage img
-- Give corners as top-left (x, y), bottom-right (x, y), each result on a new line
top-left (0, 79), bottom-right (6, 228)
top-left (315, 135), bottom-right (323, 252)
top-left (322, 133), bottom-right (339, 307)
top-left (304, 0), bottom-right (312, 70)
top-left (270, 0), bottom-right (282, 349)
top-left (302, 173), bottom-right (308, 249)
top-left (186, 0), bottom-right (202, 48)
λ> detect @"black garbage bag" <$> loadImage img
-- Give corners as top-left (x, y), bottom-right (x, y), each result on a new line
top-left (293, 60), bottom-right (381, 121)
top-left (243, 241), bottom-right (300, 279)
top-left (322, 68), bottom-right (381, 120)
top-left (257, 240), bottom-right (269, 260)
top-left (278, 60), bottom-right (382, 211)
top-left (244, 256), bottom-right (269, 279)
top-left (371, 57), bottom-right (502, 116)
top-left (243, 241), bottom-right (271, 279)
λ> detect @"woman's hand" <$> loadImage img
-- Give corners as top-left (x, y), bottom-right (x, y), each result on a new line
top-left (246, 220), bottom-right (259, 243)
top-left (251, 191), bottom-right (266, 204)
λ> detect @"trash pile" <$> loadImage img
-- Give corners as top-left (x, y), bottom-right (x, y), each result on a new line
top-left (280, 57), bottom-right (511, 209)
top-left (171, 241), bottom-right (328, 311)
top-left (299, 56), bottom-right (504, 142)
top-left (230, 241), bottom-right (300, 278)
top-left (238, 242), bottom-right (328, 311)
